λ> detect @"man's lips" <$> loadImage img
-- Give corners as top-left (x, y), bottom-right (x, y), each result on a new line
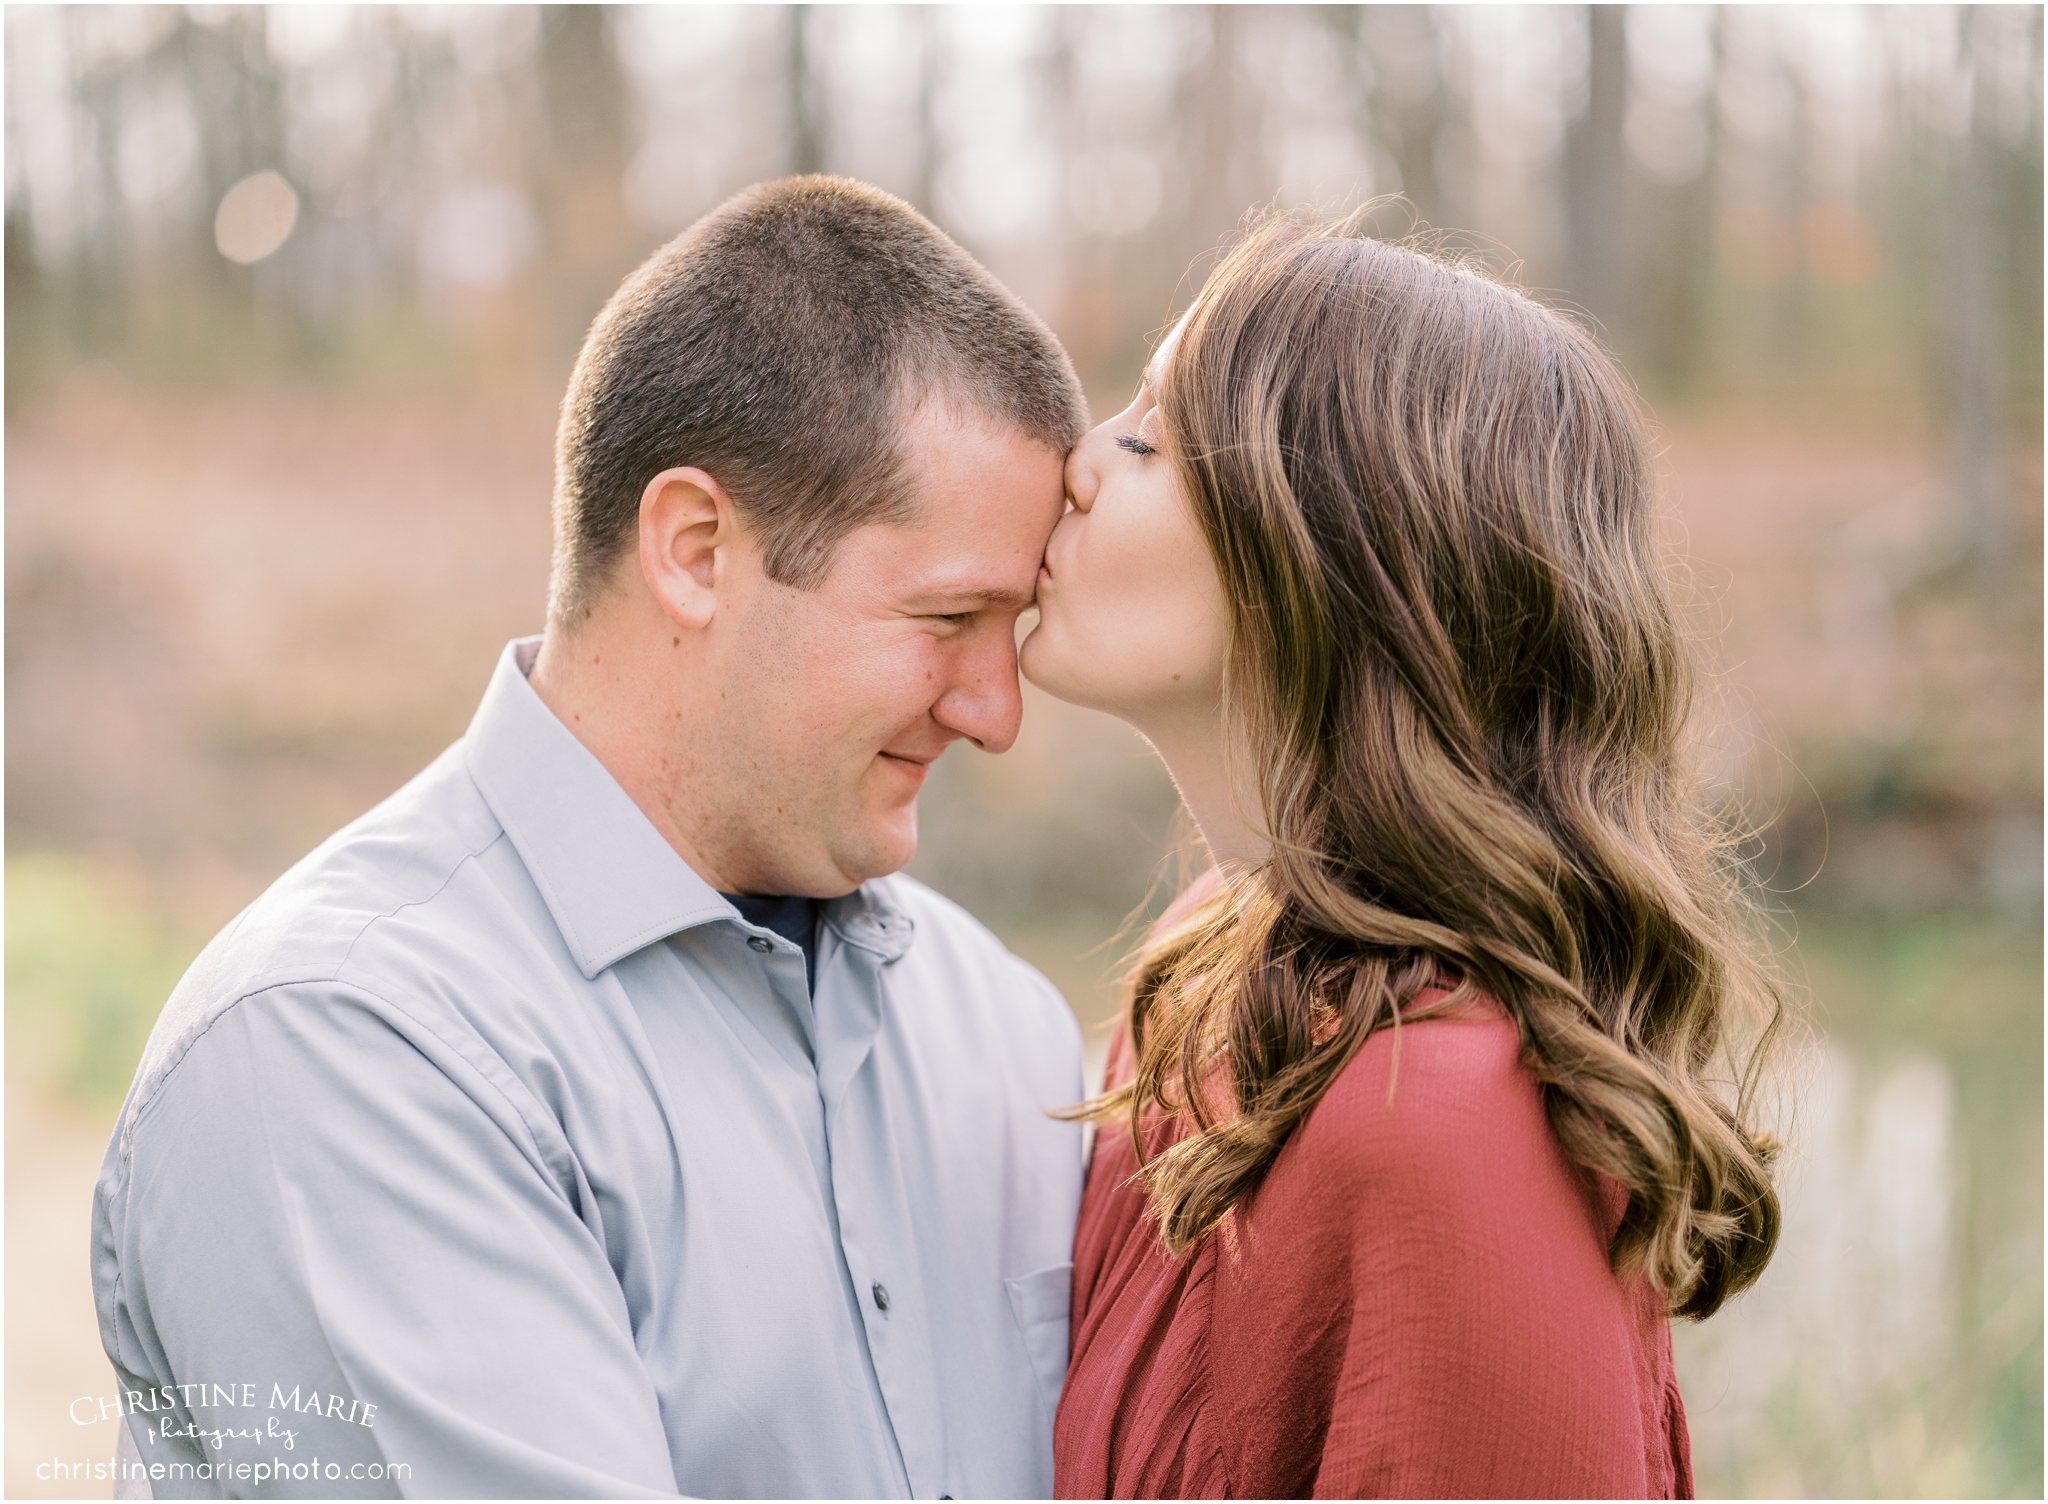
top-left (876, 751), bottom-right (935, 793)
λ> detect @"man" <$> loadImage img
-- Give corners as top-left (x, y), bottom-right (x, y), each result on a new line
top-left (92, 177), bottom-right (1090, 1499)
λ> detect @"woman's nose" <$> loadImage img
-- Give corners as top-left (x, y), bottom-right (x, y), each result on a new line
top-left (1064, 425), bottom-right (1108, 512)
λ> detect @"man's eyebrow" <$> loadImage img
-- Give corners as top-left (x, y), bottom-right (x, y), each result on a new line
top-left (905, 586), bottom-right (1034, 612)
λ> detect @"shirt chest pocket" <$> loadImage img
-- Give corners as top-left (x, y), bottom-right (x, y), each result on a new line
top-left (1004, 1262), bottom-right (1074, 1421)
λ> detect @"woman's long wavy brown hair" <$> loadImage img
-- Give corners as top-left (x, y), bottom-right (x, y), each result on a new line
top-left (1091, 210), bottom-right (1783, 1320)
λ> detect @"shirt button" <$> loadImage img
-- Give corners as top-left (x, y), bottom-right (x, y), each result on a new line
top-left (871, 1282), bottom-right (890, 1312)
top-left (747, 936), bottom-right (772, 953)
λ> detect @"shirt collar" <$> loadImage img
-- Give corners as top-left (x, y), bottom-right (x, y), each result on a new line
top-left (462, 638), bottom-right (915, 977)
top-left (821, 881), bottom-right (916, 964)
top-left (463, 637), bottom-right (733, 979)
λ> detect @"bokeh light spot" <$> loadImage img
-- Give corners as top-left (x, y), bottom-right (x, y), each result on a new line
top-left (214, 170), bottom-right (299, 265)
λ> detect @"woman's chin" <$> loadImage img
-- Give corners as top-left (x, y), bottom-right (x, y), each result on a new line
top-left (1017, 626), bottom-right (1058, 695)
top-left (1019, 626), bottom-right (1086, 706)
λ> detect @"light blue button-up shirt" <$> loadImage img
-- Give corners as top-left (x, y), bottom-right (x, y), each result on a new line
top-left (92, 639), bottom-right (1085, 1499)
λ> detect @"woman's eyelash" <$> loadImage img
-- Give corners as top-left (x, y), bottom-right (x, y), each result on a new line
top-left (1116, 433), bottom-right (1156, 457)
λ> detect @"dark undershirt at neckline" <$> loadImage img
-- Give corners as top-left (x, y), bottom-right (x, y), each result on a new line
top-left (719, 892), bottom-right (819, 996)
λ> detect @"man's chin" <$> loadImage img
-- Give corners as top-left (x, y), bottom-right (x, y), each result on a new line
top-left (830, 808), bottom-right (919, 889)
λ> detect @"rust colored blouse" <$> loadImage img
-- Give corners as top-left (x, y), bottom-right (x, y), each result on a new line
top-left (1054, 999), bottom-right (1694, 1499)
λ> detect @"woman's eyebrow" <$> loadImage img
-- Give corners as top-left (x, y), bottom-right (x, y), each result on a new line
top-left (1128, 375), bottom-right (1161, 423)
top-left (1143, 318), bottom-right (1184, 395)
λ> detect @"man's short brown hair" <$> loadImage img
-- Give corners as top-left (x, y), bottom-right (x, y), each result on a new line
top-left (548, 176), bottom-right (1087, 626)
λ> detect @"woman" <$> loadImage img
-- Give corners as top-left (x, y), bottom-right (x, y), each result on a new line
top-left (1021, 212), bottom-right (1782, 1499)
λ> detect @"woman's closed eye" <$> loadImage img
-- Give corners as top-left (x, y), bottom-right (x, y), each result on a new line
top-left (1116, 433), bottom-right (1156, 458)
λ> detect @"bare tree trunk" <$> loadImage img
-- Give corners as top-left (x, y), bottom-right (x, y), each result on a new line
top-left (1563, 5), bottom-right (1628, 339)
top-left (1949, 5), bottom-right (2006, 571)
top-left (1357, 6), bottom-right (1445, 227)
top-left (1773, 51), bottom-right (1814, 362)
top-left (911, 7), bottom-right (940, 217)
top-left (1199, 5), bottom-right (1242, 243)
top-left (1176, 4), bottom-right (1260, 285)
top-left (74, 35), bottom-right (130, 351)
top-left (538, 7), bottom-right (626, 176)
top-left (787, 5), bottom-right (824, 177)
top-left (1634, 8), bottom-right (1722, 394)
top-left (1684, 9), bottom-right (1727, 385)
top-left (533, 7), bottom-right (632, 343)
top-left (166, 9), bottom-right (286, 329)
top-left (1034, 8), bottom-right (1078, 267)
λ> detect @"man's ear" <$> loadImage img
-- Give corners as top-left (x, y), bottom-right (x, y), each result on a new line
top-left (639, 467), bottom-right (738, 631)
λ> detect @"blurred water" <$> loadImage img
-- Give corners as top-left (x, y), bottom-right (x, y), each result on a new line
top-left (1673, 1043), bottom-right (2007, 1496)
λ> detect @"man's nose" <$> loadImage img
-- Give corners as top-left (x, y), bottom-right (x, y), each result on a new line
top-left (931, 629), bottom-right (1026, 755)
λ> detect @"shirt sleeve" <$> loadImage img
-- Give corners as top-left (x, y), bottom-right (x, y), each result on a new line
top-left (96, 981), bottom-right (681, 1499)
top-left (1306, 1017), bottom-right (1652, 1499)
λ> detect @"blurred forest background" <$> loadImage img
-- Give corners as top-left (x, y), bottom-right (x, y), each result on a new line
top-left (4, 5), bottom-right (2041, 1498)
